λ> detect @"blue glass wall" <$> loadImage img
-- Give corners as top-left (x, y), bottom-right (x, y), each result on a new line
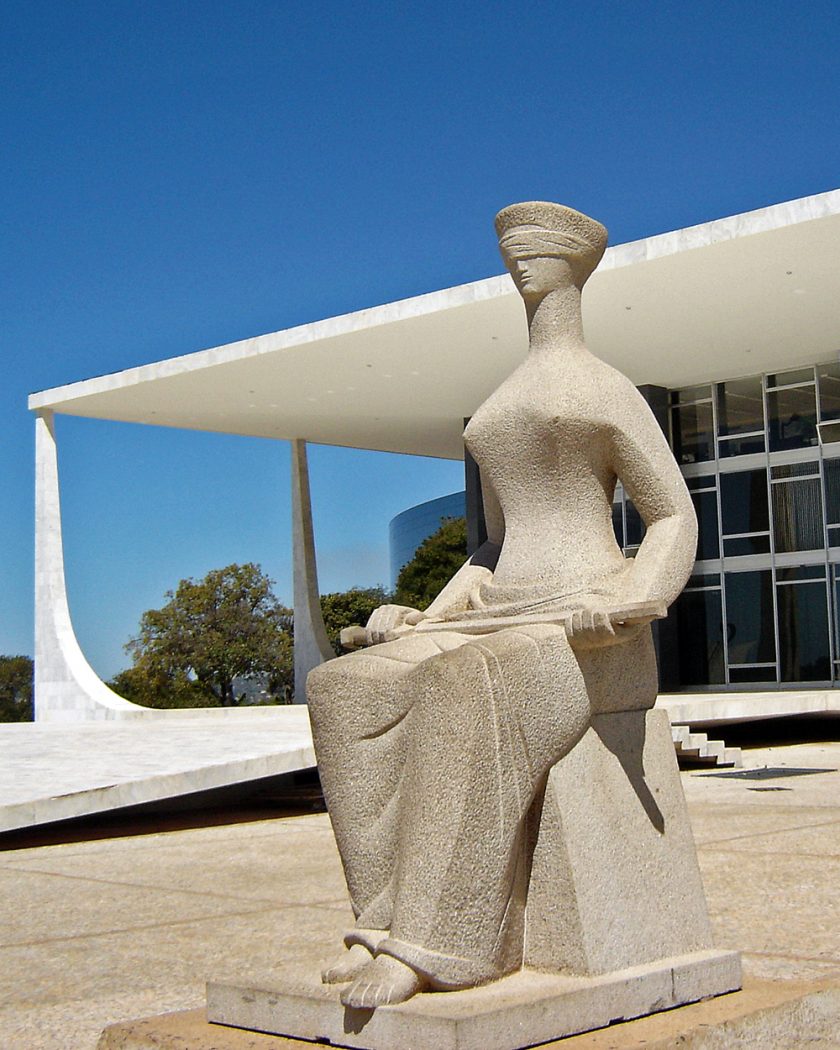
top-left (389, 491), bottom-right (466, 589)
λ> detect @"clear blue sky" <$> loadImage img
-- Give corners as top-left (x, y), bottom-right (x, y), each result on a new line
top-left (2, 1), bottom-right (839, 678)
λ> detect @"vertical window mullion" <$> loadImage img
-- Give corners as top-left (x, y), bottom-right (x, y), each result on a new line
top-left (762, 372), bottom-right (782, 682)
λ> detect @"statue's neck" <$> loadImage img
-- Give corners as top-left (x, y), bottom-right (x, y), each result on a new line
top-left (526, 284), bottom-right (585, 353)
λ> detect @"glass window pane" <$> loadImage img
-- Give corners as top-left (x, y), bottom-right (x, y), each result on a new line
top-left (767, 367), bottom-right (815, 388)
top-left (672, 385), bottom-right (713, 405)
top-left (833, 569), bottom-right (840, 663)
top-left (675, 589), bottom-right (725, 685)
top-left (767, 385), bottom-right (818, 451)
top-left (771, 461), bottom-right (819, 479)
top-left (672, 402), bottom-right (714, 464)
top-left (692, 490), bottom-right (719, 560)
top-left (772, 478), bottom-right (824, 552)
top-left (723, 535), bottom-right (771, 556)
top-left (716, 376), bottom-right (764, 435)
top-left (777, 581), bottom-right (831, 681)
top-left (612, 504), bottom-right (623, 547)
top-left (624, 500), bottom-right (645, 547)
top-left (817, 362), bottom-right (840, 421)
top-left (825, 459), bottom-right (840, 525)
top-left (729, 666), bottom-right (777, 683)
top-left (685, 475), bottom-right (716, 491)
top-left (819, 421), bottom-right (840, 446)
top-left (724, 571), bottom-right (776, 664)
top-left (776, 565), bottom-right (826, 583)
top-left (718, 432), bottom-right (766, 458)
top-left (688, 573), bottom-right (721, 588)
top-left (720, 469), bottom-right (769, 535)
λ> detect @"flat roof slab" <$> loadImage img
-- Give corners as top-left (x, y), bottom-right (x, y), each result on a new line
top-left (29, 190), bottom-right (840, 460)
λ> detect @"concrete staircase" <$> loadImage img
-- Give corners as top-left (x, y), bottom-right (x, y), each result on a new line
top-left (671, 724), bottom-right (742, 768)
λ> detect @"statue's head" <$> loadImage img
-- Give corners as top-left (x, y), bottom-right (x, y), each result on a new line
top-left (495, 202), bottom-right (608, 298)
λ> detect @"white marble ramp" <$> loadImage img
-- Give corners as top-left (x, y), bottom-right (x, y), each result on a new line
top-left (0, 706), bottom-right (315, 833)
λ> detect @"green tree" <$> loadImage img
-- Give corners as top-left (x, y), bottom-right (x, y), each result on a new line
top-left (0, 655), bottom-right (33, 722)
top-left (320, 586), bottom-right (392, 654)
top-left (121, 563), bottom-right (293, 707)
top-left (107, 666), bottom-right (220, 709)
top-left (394, 516), bottom-right (468, 611)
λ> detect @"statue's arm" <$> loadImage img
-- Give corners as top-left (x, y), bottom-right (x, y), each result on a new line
top-left (612, 392), bottom-right (697, 609)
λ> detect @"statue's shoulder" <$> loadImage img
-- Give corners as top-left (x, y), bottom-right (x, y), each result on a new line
top-left (585, 357), bottom-right (644, 408)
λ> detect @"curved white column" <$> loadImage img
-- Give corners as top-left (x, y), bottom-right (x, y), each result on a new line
top-left (291, 439), bottom-right (334, 702)
top-left (34, 411), bottom-right (147, 721)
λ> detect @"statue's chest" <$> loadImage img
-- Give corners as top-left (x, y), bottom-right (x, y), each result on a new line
top-left (464, 375), bottom-right (609, 471)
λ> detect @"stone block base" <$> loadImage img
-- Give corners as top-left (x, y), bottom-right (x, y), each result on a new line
top-left (206, 949), bottom-right (741, 1050)
top-left (96, 979), bottom-right (840, 1050)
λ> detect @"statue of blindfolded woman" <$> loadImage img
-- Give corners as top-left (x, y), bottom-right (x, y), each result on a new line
top-left (306, 202), bottom-right (698, 1009)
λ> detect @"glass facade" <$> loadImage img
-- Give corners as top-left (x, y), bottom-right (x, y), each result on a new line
top-left (397, 360), bottom-right (840, 693)
top-left (614, 360), bottom-right (840, 690)
top-left (389, 491), bottom-right (466, 588)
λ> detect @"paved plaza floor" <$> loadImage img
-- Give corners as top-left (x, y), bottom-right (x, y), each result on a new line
top-left (1, 733), bottom-right (839, 1049)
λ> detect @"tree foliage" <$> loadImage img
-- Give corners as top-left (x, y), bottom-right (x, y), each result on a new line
top-left (320, 586), bottom-right (392, 654)
top-left (107, 666), bottom-right (220, 709)
top-left (0, 655), bottom-right (33, 722)
top-left (394, 516), bottom-right (468, 611)
top-left (121, 563), bottom-right (293, 707)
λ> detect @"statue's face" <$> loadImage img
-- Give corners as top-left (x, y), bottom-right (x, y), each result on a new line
top-left (504, 254), bottom-right (574, 300)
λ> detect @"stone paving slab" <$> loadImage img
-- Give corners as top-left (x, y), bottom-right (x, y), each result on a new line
top-left (0, 708), bottom-right (315, 833)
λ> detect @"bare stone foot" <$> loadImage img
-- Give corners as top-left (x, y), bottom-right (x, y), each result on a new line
top-left (321, 943), bottom-right (373, 984)
top-left (340, 954), bottom-right (427, 1008)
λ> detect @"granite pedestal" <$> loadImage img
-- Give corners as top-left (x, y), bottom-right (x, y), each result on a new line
top-left (207, 950), bottom-right (740, 1050)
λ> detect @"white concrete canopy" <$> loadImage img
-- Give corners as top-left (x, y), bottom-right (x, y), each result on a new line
top-left (28, 189), bottom-right (840, 461)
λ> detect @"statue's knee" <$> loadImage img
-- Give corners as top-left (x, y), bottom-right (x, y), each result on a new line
top-left (306, 658), bottom-right (349, 714)
top-left (424, 643), bottom-right (488, 683)
top-left (411, 644), bottom-right (508, 717)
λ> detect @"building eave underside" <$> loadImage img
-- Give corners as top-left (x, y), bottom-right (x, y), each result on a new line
top-left (28, 189), bottom-right (840, 461)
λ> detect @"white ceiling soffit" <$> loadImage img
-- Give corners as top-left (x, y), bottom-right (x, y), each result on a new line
top-left (29, 189), bottom-right (840, 461)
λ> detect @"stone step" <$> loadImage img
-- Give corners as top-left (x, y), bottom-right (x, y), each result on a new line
top-left (723, 746), bottom-right (743, 767)
top-left (671, 724), bottom-right (742, 768)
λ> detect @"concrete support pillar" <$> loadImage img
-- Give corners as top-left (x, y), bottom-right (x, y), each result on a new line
top-left (291, 439), bottom-right (334, 703)
top-left (34, 410), bottom-right (144, 721)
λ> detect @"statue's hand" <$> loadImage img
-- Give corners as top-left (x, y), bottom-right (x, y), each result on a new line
top-left (365, 604), bottom-right (425, 645)
top-left (565, 602), bottom-right (643, 650)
